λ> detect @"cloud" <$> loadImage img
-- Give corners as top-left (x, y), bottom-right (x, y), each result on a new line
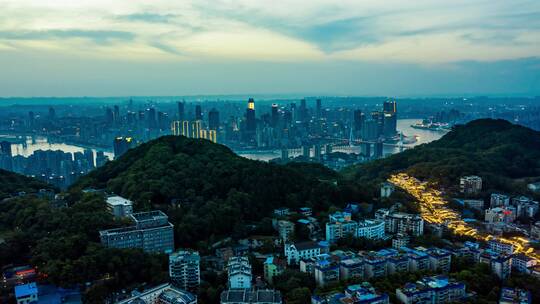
top-left (0, 29), bottom-right (135, 44)
top-left (115, 13), bottom-right (178, 24)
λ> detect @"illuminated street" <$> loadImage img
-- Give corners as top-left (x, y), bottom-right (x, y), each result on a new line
top-left (389, 173), bottom-right (540, 263)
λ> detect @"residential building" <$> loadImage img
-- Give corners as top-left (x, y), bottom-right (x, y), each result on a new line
top-left (427, 248), bottom-right (452, 273)
top-left (401, 247), bottom-right (431, 272)
top-left (326, 211), bottom-right (358, 243)
top-left (340, 258), bottom-right (364, 281)
top-left (227, 256), bottom-right (252, 289)
top-left (512, 196), bottom-right (539, 218)
top-left (311, 282), bottom-right (389, 304)
top-left (396, 276), bottom-right (466, 304)
top-left (380, 182), bottom-right (394, 198)
top-left (299, 207), bottom-right (312, 216)
top-left (485, 207), bottom-right (517, 224)
top-left (462, 199), bottom-right (484, 210)
top-left (499, 287), bottom-right (532, 304)
top-left (531, 222), bottom-right (540, 240)
top-left (99, 210), bottom-right (174, 254)
top-left (264, 257), bottom-right (286, 284)
top-left (15, 283), bottom-right (38, 304)
top-left (314, 260), bottom-right (340, 287)
top-left (169, 250), bottom-right (200, 292)
top-left (277, 220), bottom-right (295, 243)
top-left (479, 250), bottom-right (512, 280)
top-left (387, 254), bottom-right (409, 275)
top-left (362, 254), bottom-right (387, 279)
top-left (357, 219), bottom-right (385, 240)
top-left (511, 254), bottom-right (537, 274)
top-left (489, 240), bottom-right (515, 255)
top-left (220, 289), bottom-right (282, 304)
top-left (274, 208), bottom-right (290, 217)
top-left (392, 234), bottom-right (410, 249)
top-left (116, 283), bottom-right (196, 304)
top-left (375, 210), bottom-right (424, 236)
top-left (284, 241), bottom-right (323, 265)
top-left (460, 176), bottom-right (482, 194)
top-left (106, 195), bottom-right (134, 218)
top-left (491, 193), bottom-right (510, 208)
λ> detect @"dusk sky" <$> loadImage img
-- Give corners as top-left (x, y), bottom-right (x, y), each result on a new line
top-left (0, 0), bottom-right (539, 97)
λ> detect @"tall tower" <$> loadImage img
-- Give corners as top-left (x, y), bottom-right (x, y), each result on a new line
top-left (246, 98), bottom-right (256, 132)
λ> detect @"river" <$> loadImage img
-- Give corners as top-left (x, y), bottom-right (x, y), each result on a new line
top-left (236, 119), bottom-right (447, 161)
top-left (0, 135), bottom-right (114, 161)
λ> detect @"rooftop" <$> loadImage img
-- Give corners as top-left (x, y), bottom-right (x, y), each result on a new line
top-left (106, 195), bottom-right (133, 206)
top-left (15, 282), bottom-right (38, 298)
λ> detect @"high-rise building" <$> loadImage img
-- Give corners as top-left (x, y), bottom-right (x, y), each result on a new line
top-left (48, 107), bottom-right (56, 120)
top-left (105, 107), bottom-right (114, 126)
top-left (208, 108), bottom-right (220, 130)
top-left (246, 98), bottom-right (256, 132)
top-left (191, 121), bottom-right (201, 139)
top-left (316, 99), bottom-right (322, 119)
top-left (383, 100), bottom-right (397, 114)
top-left (113, 137), bottom-right (134, 159)
top-left (0, 141), bottom-right (12, 157)
top-left (300, 99), bottom-right (308, 122)
top-left (195, 105), bottom-right (202, 120)
top-left (113, 105), bottom-right (120, 124)
top-left (169, 250), bottom-right (201, 292)
top-left (178, 101), bottom-right (185, 121)
top-left (147, 108), bottom-right (157, 129)
top-left (271, 104), bottom-right (279, 127)
top-left (353, 110), bottom-right (364, 133)
top-left (383, 113), bottom-right (397, 137)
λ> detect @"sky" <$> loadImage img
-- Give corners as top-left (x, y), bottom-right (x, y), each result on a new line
top-left (0, 0), bottom-right (539, 97)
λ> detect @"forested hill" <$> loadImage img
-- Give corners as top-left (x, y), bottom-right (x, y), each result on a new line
top-left (0, 169), bottom-right (54, 199)
top-left (343, 119), bottom-right (540, 193)
top-left (74, 135), bottom-right (343, 246)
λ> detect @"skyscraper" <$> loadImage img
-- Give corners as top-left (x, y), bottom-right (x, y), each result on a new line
top-left (147, 108), bottom-right (156, 129)
top-left (316, 99), bottom-right (322, 119)
top-left (195, 105), bottom-right (202, 121)
top-left (113, 137), bottom-right (134, 159)
top-left (300, 99), bottom-right (307, 122)
top-left (105, 107), bottom-right (114, 125)
top-left (177, 101), bottom-right (185, 121)
top-left (271, 104), bottom-right (279, 127)
top-left (113, 105), bottom-right (120, 124)
top-left (246, 98), bottom-right (256, 132)
top-left (353, 110), bottom-right (364, 133)
top-left (208, 108), bottom-right (220, 130)
top-left (48, 107), bottom-right (56, 120)
top-left (383, 100), bottom-right (397, 114)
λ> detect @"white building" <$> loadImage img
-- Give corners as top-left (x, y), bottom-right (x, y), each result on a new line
top-left (460, 176), bottom-right (482, 194)
top-left (284, 241), bottom-right (323, 265)
top-left (357, 219), bottom-right (385, 240)
top-left (485, 207), bottom-right (516, 224)
top-left (227, 256), bottom-right (252, 289)
top-left (326, 211), bottom-right (358, 243)
top-left (106, 195), bottom-right (133, 218)
top-left (169, 250), bottom-right (200, 292)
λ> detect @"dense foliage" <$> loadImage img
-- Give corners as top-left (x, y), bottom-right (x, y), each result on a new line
top-left (0, 194), bottom-right (168, 302)
top-left (74, 136), bottom-right (345, 247)
top-left (0, 169), bottom-right (54, 199)
top-left (343, 119), bottom-right (540, 194)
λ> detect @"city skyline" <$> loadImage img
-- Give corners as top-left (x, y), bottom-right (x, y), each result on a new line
top-left (1, 0), bottom-right (539, 97)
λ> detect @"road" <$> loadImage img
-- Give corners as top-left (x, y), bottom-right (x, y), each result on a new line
top-left (388, 173), bottom-right (540, 263)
